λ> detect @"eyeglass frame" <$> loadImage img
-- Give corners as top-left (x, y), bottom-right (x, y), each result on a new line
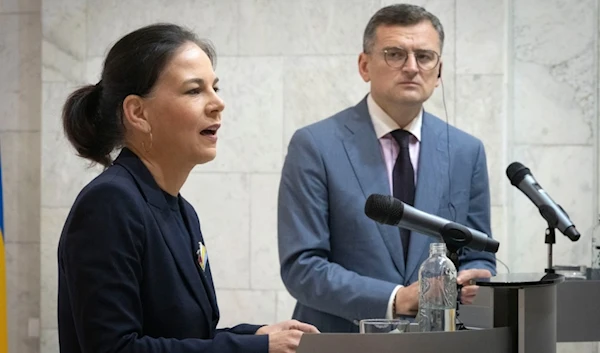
top-left (368, 46), bottom-right (441, 71)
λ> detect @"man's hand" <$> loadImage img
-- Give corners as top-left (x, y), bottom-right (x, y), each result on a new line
top-left (457, 269), bottom-right (492, 305)
top-left (394, 281), bottom-right (419, 316)
top-left (255, 319), bottom-right (320, 335)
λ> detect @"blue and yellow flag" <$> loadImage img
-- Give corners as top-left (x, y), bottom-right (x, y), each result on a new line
top-left (0, 155), bottom-right (6, 353)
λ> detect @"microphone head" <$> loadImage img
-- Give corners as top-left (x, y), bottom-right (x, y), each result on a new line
top-left (484, 238), bottom-right (500, 253)
top-left (506, 161), bottom-right (530, 186)
top-left (564, 225), bottom-right (581, 242)
top-left (364, 194), bottom-right (404, 226)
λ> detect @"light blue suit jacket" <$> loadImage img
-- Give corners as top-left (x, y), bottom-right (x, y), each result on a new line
top-left (277, 97), bottom-right (497, 333)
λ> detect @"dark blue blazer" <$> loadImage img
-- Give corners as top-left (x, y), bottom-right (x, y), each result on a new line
top-left (57, 148), bottom-right (268, 353)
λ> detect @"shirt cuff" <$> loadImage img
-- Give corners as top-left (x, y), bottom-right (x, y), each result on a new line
top-left (386, 285), bottom-right (403, 319)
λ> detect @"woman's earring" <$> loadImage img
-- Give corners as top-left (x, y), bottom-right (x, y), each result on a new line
top-left (142, 131), bottom-right (153, 153)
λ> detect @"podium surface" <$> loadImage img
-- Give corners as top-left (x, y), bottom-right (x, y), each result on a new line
top-left (475, 272), bottom-right (564, 353)
top-left (297, 273), bottom-right (564, 353)
top-left (297, 327), bottom-right (513, 353)
top-left (475, 272), bottom-right (564, 287)
top-left (462, 276), bottom-right (600, 343)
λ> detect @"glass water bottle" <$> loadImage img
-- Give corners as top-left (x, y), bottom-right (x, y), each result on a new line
top-left (417, 243), bottom-right (458, 332)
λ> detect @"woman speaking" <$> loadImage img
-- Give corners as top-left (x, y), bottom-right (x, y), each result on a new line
top-left (57, 23), bottom-right (317, 353)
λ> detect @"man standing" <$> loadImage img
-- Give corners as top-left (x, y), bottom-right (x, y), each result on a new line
top-left (277, 4), bottom-right (496, 333)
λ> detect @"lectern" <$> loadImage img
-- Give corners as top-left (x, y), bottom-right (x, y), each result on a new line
top-left (353, 193), bottom-right (566, 352)
top-left (297, 272), bottom-right (564, 353)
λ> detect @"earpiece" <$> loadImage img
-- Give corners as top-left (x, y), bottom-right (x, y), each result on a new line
top-left (438, 64), bottom-right (455, 221)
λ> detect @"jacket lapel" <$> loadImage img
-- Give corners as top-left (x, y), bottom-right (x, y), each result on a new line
top-left (342, 98), bottom-right (406, 275)
top-left (180, 200), bottom-right (219, 316)
top-left (113, 148), bottom-right (213, 331)
top-left (150, 207), bottom-right (214, 330)
top-left (405, 113), bottom-right (447, 280)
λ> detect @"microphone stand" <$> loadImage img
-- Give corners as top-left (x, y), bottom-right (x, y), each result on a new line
top-left (545, 225), bottom-right (556, 274)
top-left (539, 205), bottom-right (559, 274)
top-left (438, 224), bottom-right (473, 331)
top-left (445, 243), bottom-right (467, 331)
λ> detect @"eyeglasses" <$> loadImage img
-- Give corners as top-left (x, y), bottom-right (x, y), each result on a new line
top-left (380, 47), bottom-right (440, 71)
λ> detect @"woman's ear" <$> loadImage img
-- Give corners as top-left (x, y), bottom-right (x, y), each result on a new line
top-left (122, 94), bottom-right (151, 133)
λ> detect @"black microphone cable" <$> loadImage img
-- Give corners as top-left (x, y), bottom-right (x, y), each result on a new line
top-left (439, 69), bottom-right (510, 274)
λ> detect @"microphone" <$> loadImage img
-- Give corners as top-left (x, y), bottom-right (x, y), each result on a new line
top-left (364, 194), bottom-right (499, 253)
top-left (506, 162), bottom-right (580, 241)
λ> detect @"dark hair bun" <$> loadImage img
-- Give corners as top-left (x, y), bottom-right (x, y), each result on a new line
top-left (62, 84), bottom-right (118, 167)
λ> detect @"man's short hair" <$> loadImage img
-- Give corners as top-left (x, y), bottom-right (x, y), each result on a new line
top-left (363, 4), bottom-right (445, 53)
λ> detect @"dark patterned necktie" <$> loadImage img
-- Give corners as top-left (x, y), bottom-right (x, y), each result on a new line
top-left (390, 129), bottom-right (415, 263)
